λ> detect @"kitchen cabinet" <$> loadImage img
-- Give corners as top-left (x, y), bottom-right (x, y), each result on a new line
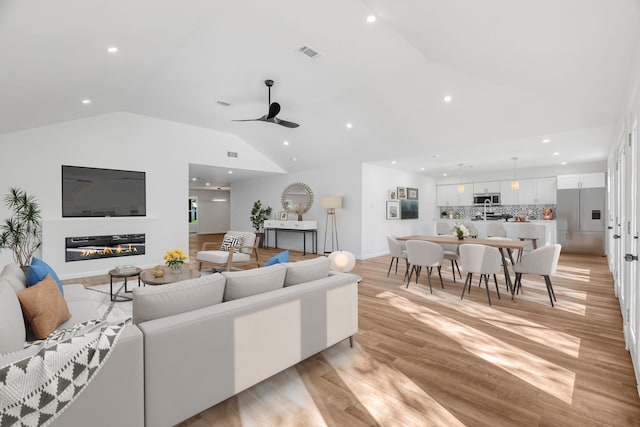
top-left (473, 181), bottom-right (500, 194)
top-left (436, 185), bottom-right (460, 206)
top-left (557, 172), bottom-right (605, 189)
top-left (437, 184), bottom-right (472, 206)
top-left (500, 177), bottom-right (557, 205)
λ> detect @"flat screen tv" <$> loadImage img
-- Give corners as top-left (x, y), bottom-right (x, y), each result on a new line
top-left (62, 165), bottom-right (146, 217)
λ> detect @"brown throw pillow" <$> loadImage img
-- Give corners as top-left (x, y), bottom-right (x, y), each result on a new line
top-left (17, 274), bottom-right (71, 339)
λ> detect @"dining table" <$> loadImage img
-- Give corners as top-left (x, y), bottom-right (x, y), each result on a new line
top-left (396, 235), bottom-right (529, 295)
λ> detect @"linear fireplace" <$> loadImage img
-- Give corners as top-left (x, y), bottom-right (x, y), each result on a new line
top-left (65, 234), bottom-right (146, 262)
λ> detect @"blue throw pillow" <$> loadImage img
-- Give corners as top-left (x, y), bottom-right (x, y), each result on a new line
top-left (264, 250), bottom-right (289, 267)
top-left (27, 257), bottom-right (64, 296)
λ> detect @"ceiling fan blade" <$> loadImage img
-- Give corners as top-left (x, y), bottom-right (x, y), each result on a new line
top-left (267, 102), bottom-right (281, 119)
top-left (274, 118), bottom-right (300, 128)
top-left (232, 115), bottom-right (268, 122)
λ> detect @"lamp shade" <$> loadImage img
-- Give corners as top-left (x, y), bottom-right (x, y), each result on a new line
top-left (329, 250), bottom-right (355, 273)
top-left (321, 195), bottom-right (343, 209)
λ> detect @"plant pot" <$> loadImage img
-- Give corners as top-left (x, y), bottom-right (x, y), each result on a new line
top-left (256, 232), bottom-right (265, 248)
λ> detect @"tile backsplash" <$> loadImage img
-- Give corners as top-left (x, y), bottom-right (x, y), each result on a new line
top-left (438, 204), bottom-right (556, 220)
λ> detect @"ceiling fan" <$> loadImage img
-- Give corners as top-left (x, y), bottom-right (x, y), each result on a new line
top-left (233, 79), bottom-right (300, 128)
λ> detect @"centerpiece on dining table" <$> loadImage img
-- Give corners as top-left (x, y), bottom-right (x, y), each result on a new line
top-left (452, 223), bottom-right (470, 240)
top-left (164, 248), bottom-right (188, 273)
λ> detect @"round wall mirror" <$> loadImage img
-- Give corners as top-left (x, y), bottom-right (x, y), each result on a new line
top-left (281, 182), bottom-right (314, 220)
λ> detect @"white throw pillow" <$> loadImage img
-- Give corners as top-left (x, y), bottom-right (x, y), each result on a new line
top-left (0, 280), bottom-right (26, 353)
top-left (132, 273), bottom-right (226, 324)
top-left (222, 264), bottom-right (286, 301)
top-left (283, 256), bottom-right (331, 287)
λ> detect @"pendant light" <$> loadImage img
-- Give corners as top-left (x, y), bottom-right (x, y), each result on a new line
top-left (457, 163), bottom-right (464, 193)
top-left (511, 157), bottom-right (519, 190)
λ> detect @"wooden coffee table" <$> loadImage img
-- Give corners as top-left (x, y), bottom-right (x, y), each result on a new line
top-left (140, 266), bottom-right (201, 286)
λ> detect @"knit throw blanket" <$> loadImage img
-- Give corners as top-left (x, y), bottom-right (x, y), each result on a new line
top-left (0, 319), bottom-right (129, 427)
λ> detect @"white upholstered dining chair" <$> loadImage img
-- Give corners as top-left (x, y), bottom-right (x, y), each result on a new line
top-left (405, 240), bottom-right (444, 293)
top-left (459, 244), bottom-right (502, 306)
top-left (386, 235), bottom-right (408, 278)
top-left (512, 244), bottom-right (562, 307)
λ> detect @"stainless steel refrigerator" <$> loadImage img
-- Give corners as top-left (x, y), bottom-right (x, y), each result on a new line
top-left (556, 188), bottom-right (605, 255)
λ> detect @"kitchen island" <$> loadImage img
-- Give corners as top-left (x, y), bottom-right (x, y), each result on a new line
top-left (434, 218), bottom-right (556, 247)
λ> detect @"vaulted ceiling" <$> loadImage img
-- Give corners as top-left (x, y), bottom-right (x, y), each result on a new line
top-left (1, 0), bottom-right (639, 182)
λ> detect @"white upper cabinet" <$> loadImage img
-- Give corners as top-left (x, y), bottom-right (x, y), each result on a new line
top-left (473, 181), bottom-right (500, 194)
top-left (437, 184), bottom-right (472, 206)
top-left (557, 172), bottom-right (605, 189)
top-left (436, 184), bottom-right (460, 206)
top-left (535, 177), bottom-right (557, 204)
top-left (500, 177), bottom-right (556, 205)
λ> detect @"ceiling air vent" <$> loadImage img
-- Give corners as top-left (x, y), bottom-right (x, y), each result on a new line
top-left (216, 100), bottom-right (231, 107)
top-left (227, 151), bottom-right (238, 158)
top-left (298, 45), bottom-right (320, 59)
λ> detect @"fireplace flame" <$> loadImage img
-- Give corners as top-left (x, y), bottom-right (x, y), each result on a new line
top-left (80, 244), bottom-right (138, 257)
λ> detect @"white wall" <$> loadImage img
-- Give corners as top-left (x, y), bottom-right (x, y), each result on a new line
top-left (189, 189), bottom-right (230, 234)
top-left (231, 164), bottom-right (363, 256)
top-left (361, 164), bottom-right (437, 259)
top-left (0, 112), bottom-right (284, 278)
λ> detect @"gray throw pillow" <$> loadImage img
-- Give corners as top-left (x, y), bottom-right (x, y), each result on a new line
top-left (132, 273), bottom-right (226, 324)
top-left (0, 280), bottom-right (26, 353)
top-left (222, 264), bottom-right (286, 302)
top-left (0, 263), bottom-right (27, 292)
top-left (283, 256), bottom-right (331, 286)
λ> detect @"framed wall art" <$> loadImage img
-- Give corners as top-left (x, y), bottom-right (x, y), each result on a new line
top-left (279, 211), bottom-right (288, 221)
top-left (407, 187), bottom-right (418, 200)
top-left (397, 187), bottom-right (407, 199)
top-left (386, 201), bottom-right (400, 220)
top-left (388, 189), bottom-right (397, 200)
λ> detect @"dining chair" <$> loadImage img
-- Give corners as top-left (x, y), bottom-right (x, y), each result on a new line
top-left (436, 221), bottom-right (452, 235)
top-left (516, 223), bottom-right (539, 260)
top-left (512, 244), bottom-right (562, 307)
top-left (486, 222), bottom-right (507, 238)
top-left (459, 244), bottom-right (502, 306)
top-left (386, 235), bottom-right (409, 278)
top-left (405, 240), bottom-right (444, 293)
top-left (436, 235), bottom-right (462, 283)
top-left (466, 222), bottom-right (479, 238)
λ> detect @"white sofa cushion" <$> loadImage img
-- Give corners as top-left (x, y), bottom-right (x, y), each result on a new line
top-left (283, 256), bottom-right (331, 287)
top-left (222, 264), bottom-right (286, 301)
top-left (0, 280), bottom-right (26, 354)
top-left (197, 251), bottom-right (250, 264)
top-left (0, 263), bottom-right (27, 292)
top-left (132, 273), bottom-right (226, 324)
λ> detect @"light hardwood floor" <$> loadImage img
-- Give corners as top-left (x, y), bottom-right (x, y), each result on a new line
top-left (66, 234), bottom-right (640, 426)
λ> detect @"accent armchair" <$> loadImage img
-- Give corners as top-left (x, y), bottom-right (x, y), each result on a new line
top-left (196, 231), bottom-right (261, 272)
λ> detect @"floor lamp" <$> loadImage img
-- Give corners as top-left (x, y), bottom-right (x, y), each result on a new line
top-left (321, 196), bottom-right (342, 254)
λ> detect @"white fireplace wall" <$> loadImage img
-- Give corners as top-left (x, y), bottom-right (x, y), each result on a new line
top-left (0, 112), bottom-right (285, 279)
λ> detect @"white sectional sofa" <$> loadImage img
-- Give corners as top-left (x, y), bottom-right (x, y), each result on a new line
top-left (0, 256), bottom-right (359, 427)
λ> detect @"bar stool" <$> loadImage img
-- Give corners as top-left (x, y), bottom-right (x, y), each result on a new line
top-left (517, 223), bottom-right (538, 261)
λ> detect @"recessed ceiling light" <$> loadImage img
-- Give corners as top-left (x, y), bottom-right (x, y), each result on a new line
top-left (191, 178), bottom-right (197, 181)
top-left (561, 161), bottom-right (567, 165)
top-left (553, 152), bottom-right (560, 156)
top-left (81, 99), bottom-right (91, 104)
top-left (443, 173), bottom-right (448, 177)
top-left (283, 141), bottom-right (289, 146)
top-left (205, 182), bottom-right (210, 186)
top-left (366, 15), bottom-right (376, 23)
top-left (443, 95), bottom-right (453, 103)
top-left (346, 123), bottom-right (353, 129)
top-left (291, 157), bottom-right (297, 162)
top-left (228, 171), bottom-right (233, 174)
top-left (420, 167), bottom-right (425, 171)
top-left (106, 46), bottom-right (118, 54)
top-left (391, 160), bottom-right (397, 165)
top-left (542, 139), bottom-right (550, 143)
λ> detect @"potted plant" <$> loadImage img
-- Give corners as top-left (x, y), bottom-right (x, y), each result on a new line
top-left (250, 200), bottom-right (272, 248)
top-left (0, 187), bottom-right (42, 268)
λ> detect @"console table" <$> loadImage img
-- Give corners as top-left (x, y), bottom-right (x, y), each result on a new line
top-left (263, 220), bottom-right (318, 255)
